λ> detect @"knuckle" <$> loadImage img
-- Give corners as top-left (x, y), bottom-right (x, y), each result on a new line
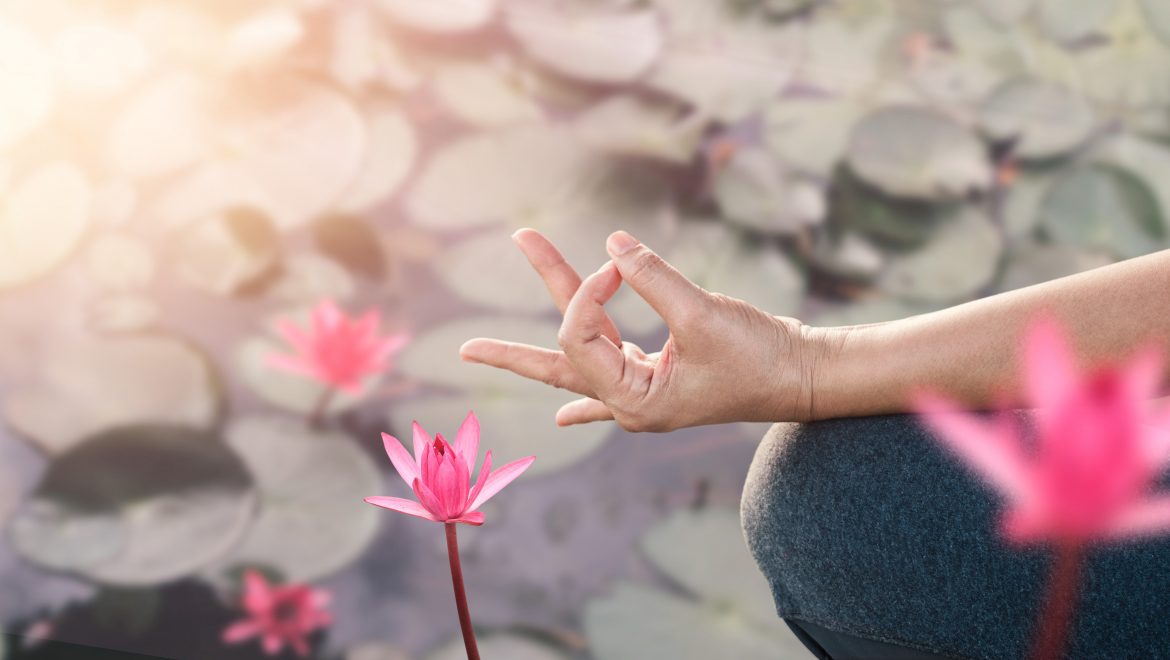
top-left (628, 249), bottom-right (665, 283)
top-left (555, 328), bottom-right (572, 351)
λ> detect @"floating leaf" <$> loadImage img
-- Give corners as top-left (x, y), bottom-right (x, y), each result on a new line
top-left (426, 633), bottom-right (570, 660)
top-left (88, 295), bottom-right (161, 334)
top-left (879, 209), bottom-right (1003, 302)
top-left (575, 95), bottom-right (702, 164)
top-left (52, 24), bottom-right (147, 96)
top-left (347, 643), bottom-right (411, 660)
top-left (224, 8), bottom-right (304, 70)
top-left (1141, 0), bottom-right (1170, 47)
top-left (1002, 170), bottom-right (1055, 238)
top-left (978, 0), bottom-right (1036, 23)
top-left (3, 334), bottom-right (221, 455)
top-left (1072, 2), bottom-right (1170, 108)
top-left (207, 416), bottom-right (381, 583)
top-left (1095, 134), bottom-right (1170, 221)
top-left (376, 0), bottom-right (496, 33)
top-left (394, 317), bottom-right (612, 476)
top-left (313, 215), bottom-right (387, 279)
top-left (794, 15), bottom-right (896, 96)
top-left (713, 148), bottom-right (824, 234)
top-left (1036, 0), bottom-right (1118, 42)
top-left (809, 231), bottom-right (884, 281)
top-left (436, 227), bottom-right (556, 315)
top-left (154, 78), bottom-right (366, 230)
top-left (908, 49), bottom-right (1005, 106)
top-left (764, 97), bottom-right (864, 177)
top-left (336, 107), bottom-right (417, 213)
top-left (505, 7), bottom-right (661, 84)
top-left (831, 168), bottom-right (950, 248)
top-left (11, 425), bottom-right (256, 586)
top-left (330, 6), bottom-right (421, 92)
top-left (106, 72), bottom-right (211, 179)
top-left (433, 62), bottom-right (544, 129)
top-left (268, 254), bottom-right (356, 304)
top-left (847, 106), bottom-right (992, 200)
top-left (585, 582), bottom-right (804, 660)
top-left (0, 18), bottom-right (56, 150)
top-left (979, 79), bottom-right (1095, 160)
top-left (1040, 164), bottom-right (1165, 259)
top-left (0, 162), bottom-right (91, 289)
top-left (90, 181), bottom-right (138, 227)
top-left (997, 243), bottom-right (1113, 292)
top-left (175, 207), bottom-right (281, 296)
top-left (86, 234), bottom-right (154, 292)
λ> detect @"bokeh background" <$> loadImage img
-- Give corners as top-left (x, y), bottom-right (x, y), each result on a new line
top-left (1, 0), bottom-right (1169, 657)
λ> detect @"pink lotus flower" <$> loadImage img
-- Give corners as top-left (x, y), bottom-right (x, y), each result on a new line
top-left (915, 316), bottom-right (1170, 545)
top-left (222, 570), bottom-right (331, 657)
top-left (365, 411), bottom-right (535, 525)
top-left (269, 299), bottom-right (409, 393)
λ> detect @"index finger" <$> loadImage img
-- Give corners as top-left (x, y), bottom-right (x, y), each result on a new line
top-left (513, 228), bottom-right (621, 344)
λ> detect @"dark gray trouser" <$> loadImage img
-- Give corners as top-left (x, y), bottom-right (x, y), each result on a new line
top-left (740, 414), bottom-right (1170, 660)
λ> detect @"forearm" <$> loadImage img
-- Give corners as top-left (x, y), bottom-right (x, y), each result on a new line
top-left (808, 249), bottom-right (1170, 420)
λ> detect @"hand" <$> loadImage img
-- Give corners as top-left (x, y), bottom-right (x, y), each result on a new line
top-left (459, 229), bottom-right (824, 431)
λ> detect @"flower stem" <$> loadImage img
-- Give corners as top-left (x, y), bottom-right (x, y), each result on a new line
top-left (1029, 543), bottom-right (1084, 660)
top-left (444, 522), bottom-right (480, 660)
top-left (307, 387), bottom-right (336, 430)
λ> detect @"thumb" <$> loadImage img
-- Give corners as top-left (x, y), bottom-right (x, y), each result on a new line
top-left (606, 231), bottom-right (707, 327)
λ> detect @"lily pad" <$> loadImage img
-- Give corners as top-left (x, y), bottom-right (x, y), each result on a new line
top-left (10, 425), bottom-right (256, 586)
top-left (426, 633), bottom-right (569, 660)
top-left (1072, 3), bottom-right (1170, 108)
top-left (376, 0), bottom-right (496, 33)
top-left (336, 107), bottom-right (417, 213)
top-left (831, 168), bottom-right (950, 249)
top-left (347, 643), bottom-right (411, 660)
top-left (1095, 134), bottom-right (1170, 222)
top-left (224, 8), bottom-right (304, 70)
top-left (91, 181), bottom-right (138, 227)
top-left (433, 62), bottom-right (544, 129)
top-left (106, 72), bottom-right (211, 179)
top-left (809, 231), bottom-right (884, 282)
top-left (88, 295), bottom-right (161, 334)
top-left (268, 254), bottom-right (356, 304)
top-left (574, 95), bottom-right (702, 164)
top-left (764, 97), bottom-right (865, 177)
top-left (85, 234), bottom-right (154, 292)
top-left (0, 162), bottom-right (91, 289)
top-left (313, 214), bottom-right (387, 279)
top-left (175, 207), bottom-right (281, 296)
top-left (585, 582), bottom-right (804, 660)
top-left (879, 209), bottom-right (1003, 302)
top-left (1036, 0), bottom-right (1118, 42)
top-left (1002, 170), bottom-right (1055, 238)
top-left (997, 243), bottom-right (1114, 292)
top-left (713, 147), bottom-right (825, 234)
top-left (436, 227), bottom-right (557, 315)
top-left (3, 334), bottom-right (221, 455)
top-left (979, 79), bottom-right (1095, 160)
top-left (794, 14), bottom-right (896, 96)
top-left (52, 24), bottom-right (148, 96)
top-left (394, 317), bottom-right (613, 476)
top-left (0, 18), bottom-right (56, 150)
top-left (847, 106), bottom-right (992, 200)
top-left (978, 0), bottom-right (1036, 23)
top-left (505, 7), bottom-right (661, 84)
top-left (1039, 164), bottom-right (1165, 259)
top-left (207, 416), bottom-right (382, 583)
top-left (1141, 0), bottom-right (1170, 47)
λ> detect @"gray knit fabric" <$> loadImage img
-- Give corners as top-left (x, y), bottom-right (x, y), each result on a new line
top-left (740, 414), bottom-right (1170, 659)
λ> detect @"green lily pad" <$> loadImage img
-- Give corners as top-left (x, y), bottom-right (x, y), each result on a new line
top-left (1141, 0), bottom-right (1170, 47)
top-left (53, 24), bottom-right (148, 96)
top-left (1036, 0), bottom-right (1118, 42)
top-left (175, 208), bottom-right (281, 296)
top-left (997, 243), bottom-right (1114, 292)
top-left (978, 0), bottom-right (1035, 23)
top-left (376, 0), bottom-right (496, 32)
top-left (347, 643), bottom-right (412, 660)
top-left (764, 97), bottom-right (865, 177)
top-left (10, 425), bottom-right (256, 586)
top-left (1002, 170), bottom-right (1055, 238)
top-left (3, 334), bottom-right (221, 455)
top-left (330, 6), bottom-right (422, 92)
top-left (794, 14), bottom-right (896, 96)
top-left (313, 214), bottom-right (387, 279)
top-left (585, 582), bottom-right (805, 660)
top-left (1072, 3), bottom-right (1170, 108)
top-left (641, 508), bottom-right (782, 629)
top-left (505, 7), bottom-right (661, 84)
top-left (106, 72), bottom-right (211, 179)
top-left (206, 416), bottom-right (382, 583)
top-left (809, 231), bottom-right (884, 281)
top-left (879, 209), bottom-right (1003, 302)
top-left (1040, 164), bottom-right (1165, 259)
top-left (88, 295), bottom-right (161, 334)
top-left (831, 168), bottom-right (951, 249)
top-left (979, 79), bottom-right (1095, 160)
top-left (395, 317), bottom-right (613, 476)
top-left (713, 148), bottom-right (825, 235)
top-left (847, 106), bottom-right (992, 200)
top-left (909, 49), bottom-right (1005, 106)
top-left (1095, 134), bottom-right (1170, 221)
top-left (574, 95), bottom-right (702, 164)
top-left (433, 62), bottom-right (544, 129)
top-left (0, 162), bottom-right (91, 289)
top-left (86, 234), bottom-right (153, 292)
top-left (268, 254), bottom-right (356, 304)
top-left (91, 181), bottom-right (138, 227)
top-left (426, 633), bottom-right (570, 660)
top-left (436, 227), bottom-right (557, 315)
top-left (0, 18), bottom-right (56, 150)
top-left (336, 107), bottom-right (417, 213)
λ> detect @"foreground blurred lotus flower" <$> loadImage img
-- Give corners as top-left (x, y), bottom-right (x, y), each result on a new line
top-left (269, 299), bottom-right (409, 425)
top-left (366, 411), bottom-right (535, 660)
top-left (222, 570), bottom-right (331, 658)
top-left (916, 316), bottom-right (1170, 660)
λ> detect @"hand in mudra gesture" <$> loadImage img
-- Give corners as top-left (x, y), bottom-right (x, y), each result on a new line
top-left (459, 229), bottom-right (822, 432)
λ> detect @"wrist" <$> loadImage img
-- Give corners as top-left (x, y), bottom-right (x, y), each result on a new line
top-left (797, 322), bottom-right (875, 421)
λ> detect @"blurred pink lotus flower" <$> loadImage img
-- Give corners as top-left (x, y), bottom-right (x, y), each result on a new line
top-left (222, 570), bottom-right (331, 658)
top-left (365, 411), bottom-right (535, 525)
top-left (916, 315), bottom-right (1170, 544)
top-left (269, 299), bottom-right (409, 393)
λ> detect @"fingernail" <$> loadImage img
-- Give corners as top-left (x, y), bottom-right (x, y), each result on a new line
top-left (511, 229), bottom-right (526, 243)
top-left (607, 231), bottom-right (639, 256)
